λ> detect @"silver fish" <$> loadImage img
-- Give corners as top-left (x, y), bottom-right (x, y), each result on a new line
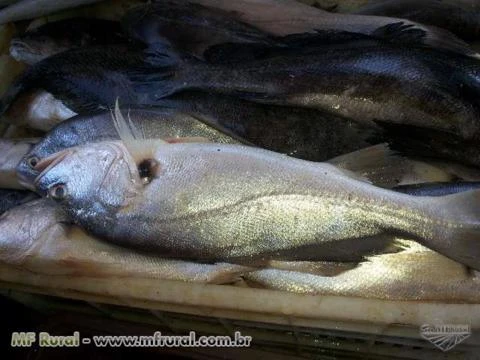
top-left (0, 199), bottom-right (249, 283)
top-left (0, 138), bottom-right (37, 189)
top-left (32, 119), bottom-right (480, 268)
top-left (0, 0), bottom-right (104, 24)
top-left (245, 241), bottom-right (480, 302)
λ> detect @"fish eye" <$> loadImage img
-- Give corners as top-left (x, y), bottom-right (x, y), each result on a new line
top-left (49, 183), bottom-right (67, 201)
top-left (27, 156), bottom-right (39, 168)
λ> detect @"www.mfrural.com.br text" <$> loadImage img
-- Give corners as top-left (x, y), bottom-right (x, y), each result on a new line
top-left (11, 331), bottom-right (252, 348)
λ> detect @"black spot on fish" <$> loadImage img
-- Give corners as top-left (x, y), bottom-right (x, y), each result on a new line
top-left (138, 159), bottom-right (159, 184)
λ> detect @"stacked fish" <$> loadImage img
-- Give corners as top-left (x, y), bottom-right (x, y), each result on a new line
top-left (1, 0), bottom-right (480, 302)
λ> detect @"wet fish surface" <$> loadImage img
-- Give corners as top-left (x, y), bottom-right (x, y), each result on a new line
top-left (32, 132), bottom-right (480, 269)
top-left (0, 199), bottom-right (249, 283)
top-left (244, 242), bottom-right (480, 302)
top-left (123, 1), bottom-right (275, 59)
top-left (187, 0), bottom-right (475, 56)
top-left (16, 92), bottom-right (383, 188)
top-left (0, 44), bottom-right (152, 116)
top-left (10, 18), bottom-right (127, 65)
top-left (354, 0), bottom-right (480, 41)
top-left (137, 29), bottom-right (480, 166)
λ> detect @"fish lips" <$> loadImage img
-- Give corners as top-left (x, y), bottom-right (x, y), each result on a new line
top-left (32, 151), bottom-right (70, 195)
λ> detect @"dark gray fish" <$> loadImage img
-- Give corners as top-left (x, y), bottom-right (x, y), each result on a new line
top-left (10, 18), bottom-right (127, 65)
top-left (122, 1), bottom-right (275, 59)
top-left (393, 181), bottom-right (480, 196)
top-left (138, 28), bottom-right (480, 167)
top-left (354, 0), bottom-right (480, 41)
top-left (0, 189), bottom-right (38, 215)
top-left (0, 44), bottom-right (152, 116)
top-left (169, 0), bottom-right (477, 57)
top-left (16, 92), bottom-right (383, 188)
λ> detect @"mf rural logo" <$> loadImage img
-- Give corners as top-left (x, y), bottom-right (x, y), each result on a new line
top-left (420, 324), bottom-right (471, 351)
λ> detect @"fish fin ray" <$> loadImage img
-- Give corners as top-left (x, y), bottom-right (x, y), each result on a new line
top-left (328, 144), bottom-right (405, 188)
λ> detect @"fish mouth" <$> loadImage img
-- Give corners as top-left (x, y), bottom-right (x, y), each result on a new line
top-left (32, 150), bottom-right (72, 191)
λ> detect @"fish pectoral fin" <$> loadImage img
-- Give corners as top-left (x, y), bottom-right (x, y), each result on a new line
top-left (328, 143), bottom-right (404, 188)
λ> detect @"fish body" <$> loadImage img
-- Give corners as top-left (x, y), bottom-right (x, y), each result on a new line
top-left (142, 33), bottom-right (480, 166)
top-left (10, 18), bottom-right (127, 65)
top-left (123, 1), bottom-right (274, 59)
top-left (0, 44), bottom-right (149, 116)
top-left (354, 0), bottom-right (480, 41)
top-left (34, 140), bottom-right (480, 269)
top-left (0, 199), bottom-right (248, 283)
top-left (0, 0), bottom-right (104, 24)
top-left (0, 138), bottom-right (36, 189)
top-left (0, 189), bottom-right (38, 215)
top-left (245, 244), bottom-right (480, 302)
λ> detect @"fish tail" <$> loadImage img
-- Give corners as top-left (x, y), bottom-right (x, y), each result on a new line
top-left (131, 43), bottom-right (191, 101)
top-left (421, 190), bottom-right (480, 270)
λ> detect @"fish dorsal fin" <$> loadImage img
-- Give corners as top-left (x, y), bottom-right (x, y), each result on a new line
top-left (111, 99), bottom-right (166, 162)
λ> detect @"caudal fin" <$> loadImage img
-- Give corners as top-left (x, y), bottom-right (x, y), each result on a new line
top-left (420, 190), bottom-right (480, 270)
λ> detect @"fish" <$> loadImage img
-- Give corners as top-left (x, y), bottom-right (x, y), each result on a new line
top-left (10, 18), bottom-right (127, 65)
top-left (0, 44), bottom-right (152, 117)
top-left (136, 28), bottom-right (480, 167)
top-left (393, 181), bottom-right (480, 197)
top-left (16, 92), bottom-right (383, 189)
top-left (3, 89), bottom-right (77, 131)
top-left (353, 0), bottom-right (480, 42)
top-left (0, 0), bottom-right (104, 24)
top-left (187, 0), bottom-right (475, 56)
top-left (244, 241), bottom-right (480, 302)
top-left (122, 1), bottom-right (275, 59)
top-left (0, 138), bottom-right (37, 189)
top-left (31, 111), bottom-right (480, 269)
top-left (0, 199), bottom-right (250, 283)
top-left (0, 189), bottom-right (38, 215)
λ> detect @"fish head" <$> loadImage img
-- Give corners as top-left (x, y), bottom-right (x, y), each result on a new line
top-left (17, 122), bottom-right (85, 190)
top-left (10, 35), bottom-right (70, 65)
top-left (33, 141), bottom-right (143, 223)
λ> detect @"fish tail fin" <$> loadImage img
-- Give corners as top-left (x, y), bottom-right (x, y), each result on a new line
top-left (131, 43), bottom-right (191, 101)
top-left (421, 190), bottom-right (480, 270)
top-left (372, 21), bottom-right (476, 57)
